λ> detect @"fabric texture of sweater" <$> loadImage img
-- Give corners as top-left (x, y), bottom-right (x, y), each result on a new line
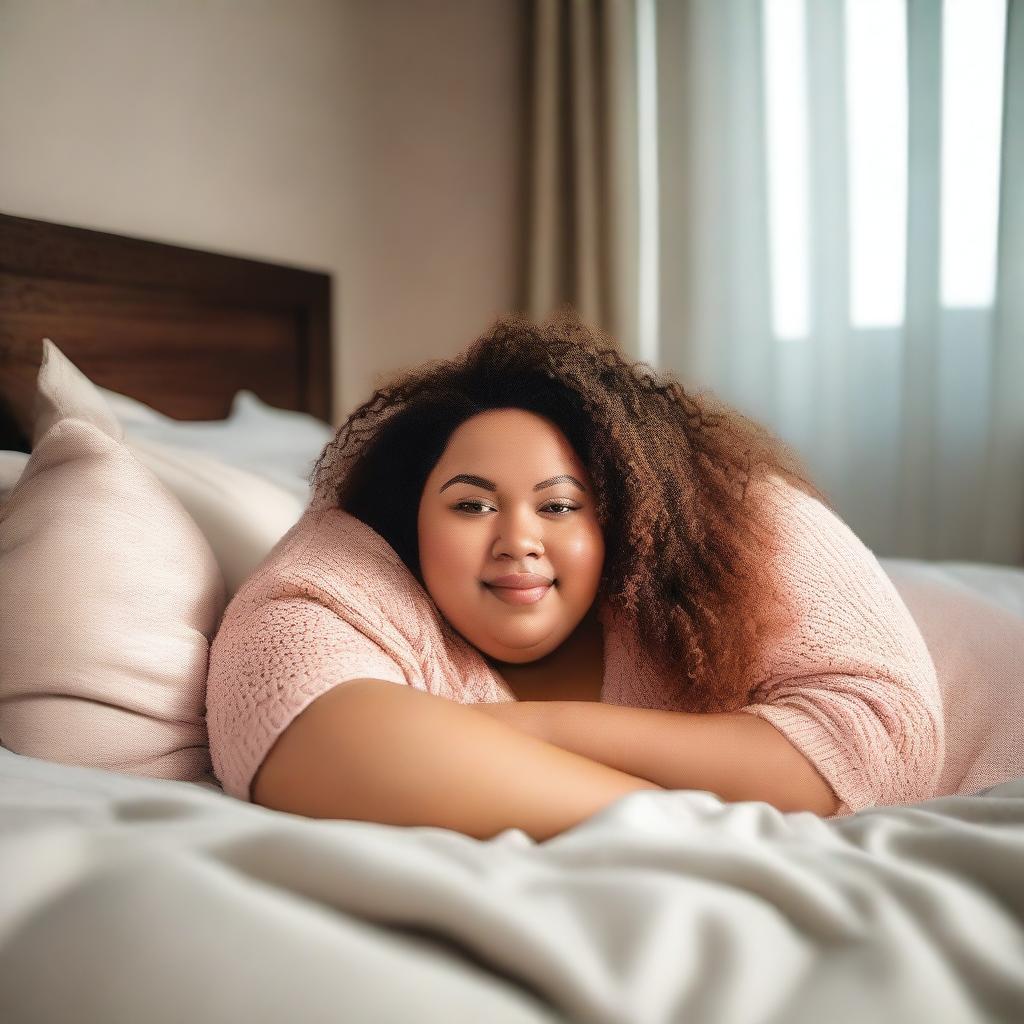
top-left (205, 473), bottom-right (970, 817)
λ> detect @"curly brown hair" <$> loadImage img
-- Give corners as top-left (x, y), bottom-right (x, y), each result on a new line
top-left (309, 307), bottom-right (836, 714)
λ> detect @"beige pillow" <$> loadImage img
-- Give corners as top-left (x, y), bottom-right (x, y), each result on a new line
top-left (0, 416), bottom-right (225, 781)
top-left (17, 339), bottom-right (306, 597)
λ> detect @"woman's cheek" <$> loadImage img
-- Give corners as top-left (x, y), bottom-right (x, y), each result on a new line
top-left (569, 524), bottom-right (604, 564)
top-left (428, 522), bottom-right (482, 580)
top-left (424, 515), bottom-right (464, 554)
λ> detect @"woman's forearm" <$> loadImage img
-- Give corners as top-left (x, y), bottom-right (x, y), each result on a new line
top-left (475, 699), bottom-right (840, 815)
top-left (256, 680), bottom-right (663, 843)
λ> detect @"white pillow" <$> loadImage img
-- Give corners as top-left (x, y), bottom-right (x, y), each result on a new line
top-left (97, 386), bottom-right (170, 425)
top-left (21, 340), bottom-right (307, 597)
top-left (128, 435), bottom-right (307, 596)
top-left (97, 384), bottom-right (334, 502)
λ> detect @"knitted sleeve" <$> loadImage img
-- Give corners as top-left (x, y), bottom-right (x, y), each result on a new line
top-left (734, 476), bottom-right (945, 818)
top-left (205, 596), bottom-right (408, 802)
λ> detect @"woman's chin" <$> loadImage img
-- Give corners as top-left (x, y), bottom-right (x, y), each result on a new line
top-left (480, 641), bottom-right (560, 668)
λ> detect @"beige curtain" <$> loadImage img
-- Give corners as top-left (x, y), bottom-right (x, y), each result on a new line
top-left (524, 0), bottom-right (642, 355)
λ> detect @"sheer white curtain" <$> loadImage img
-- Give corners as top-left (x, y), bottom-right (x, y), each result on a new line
top-left (649, 0), bottom-right (1022, 564)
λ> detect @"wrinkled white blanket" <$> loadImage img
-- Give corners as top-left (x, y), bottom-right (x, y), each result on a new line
top-left (1, 746), bottom-right (1023, 1023)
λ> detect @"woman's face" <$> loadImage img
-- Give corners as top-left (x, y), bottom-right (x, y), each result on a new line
top-left (417, 408), bottom-right (605, 666)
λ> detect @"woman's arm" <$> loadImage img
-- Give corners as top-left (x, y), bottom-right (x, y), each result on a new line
top-left (252, 680), bottom-right (663, 842)
top-left (474, 700), bottom-right (840, 816)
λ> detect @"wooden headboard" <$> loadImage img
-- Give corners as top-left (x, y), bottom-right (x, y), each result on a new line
top-left (0, 212), bottom-right (333, 452)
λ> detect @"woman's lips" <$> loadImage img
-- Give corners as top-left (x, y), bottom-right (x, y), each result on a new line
top-left (484, 583), bottom-right (552, 605)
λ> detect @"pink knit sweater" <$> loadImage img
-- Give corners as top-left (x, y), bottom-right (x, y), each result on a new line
top-left (206, 473), bottom-right (967, 817)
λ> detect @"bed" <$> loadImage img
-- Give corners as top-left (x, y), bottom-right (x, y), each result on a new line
top-left (2, 212), bottom-right (1023, 1023)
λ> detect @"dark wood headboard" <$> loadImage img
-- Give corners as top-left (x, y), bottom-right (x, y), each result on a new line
top-left (0, 212), bottom-right (333, 452)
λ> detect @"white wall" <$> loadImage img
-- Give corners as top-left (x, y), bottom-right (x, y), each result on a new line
top-left (0, 0), bottom-right (526, 422)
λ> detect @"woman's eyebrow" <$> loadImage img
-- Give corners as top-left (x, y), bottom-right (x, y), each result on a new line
top-left (439, 473), bottom-right (587, 494)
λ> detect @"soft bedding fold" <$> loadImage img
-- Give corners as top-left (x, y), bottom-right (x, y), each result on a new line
top-left (1, 747), bottom-right (1022, 1024)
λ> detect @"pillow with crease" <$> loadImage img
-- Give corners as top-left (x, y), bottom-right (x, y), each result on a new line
top-left (0, 362), bottom-right (225, 781)
top-left (11, 339), bottom-right (308, 598)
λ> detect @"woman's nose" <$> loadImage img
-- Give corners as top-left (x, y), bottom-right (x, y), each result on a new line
top-left (491, 508), bottom-right (545, 557)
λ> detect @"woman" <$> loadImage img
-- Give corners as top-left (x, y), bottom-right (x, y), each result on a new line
top-left (205, 309), bottom-right (944, 839)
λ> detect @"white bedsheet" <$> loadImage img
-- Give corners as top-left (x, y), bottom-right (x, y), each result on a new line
top-left (1, 745), bottom-right (1023, 1023)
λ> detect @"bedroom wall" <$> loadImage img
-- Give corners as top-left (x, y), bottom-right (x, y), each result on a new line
top-left (0, 0), bottom-right (527, 424)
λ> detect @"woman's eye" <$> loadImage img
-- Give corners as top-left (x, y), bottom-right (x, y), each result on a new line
top-left (453, 501), bottom-right (578, 516)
